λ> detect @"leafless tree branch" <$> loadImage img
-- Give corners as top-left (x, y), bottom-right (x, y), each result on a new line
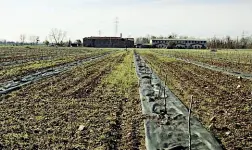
top-left (49, 28), bottom-right (67, 45)
top-left (20, 34), bottom-right (26, 44)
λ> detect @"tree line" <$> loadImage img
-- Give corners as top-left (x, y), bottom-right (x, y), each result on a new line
top-left (0, 28), bottom-right (82, 47)
top-left (135, 34), bottom-right (252, 49)
top-left (207, 36), bottom-right (252, 49)
top-left (2, 31), bottom-right (252, 49)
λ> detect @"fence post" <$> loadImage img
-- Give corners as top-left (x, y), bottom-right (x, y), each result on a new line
top-left (188, 95), bottom-right (193, 150)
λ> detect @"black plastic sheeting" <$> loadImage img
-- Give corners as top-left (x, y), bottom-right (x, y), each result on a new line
top-left (134, 52), bottom-right (222, 150)
top-left (0, 53), bottom-right (110, 95)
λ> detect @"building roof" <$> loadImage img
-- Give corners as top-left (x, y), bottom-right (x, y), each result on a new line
top-left (84, 36), bottom-right (134, 40)
top-left (151, 38), bottom-right (207, 41)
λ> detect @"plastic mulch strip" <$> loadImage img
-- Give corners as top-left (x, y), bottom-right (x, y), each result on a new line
top-left (134, 52), bottom-right (222, 150)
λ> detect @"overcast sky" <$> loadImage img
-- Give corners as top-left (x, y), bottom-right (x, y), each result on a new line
top-left (0, 0), bottom-right (252, 41)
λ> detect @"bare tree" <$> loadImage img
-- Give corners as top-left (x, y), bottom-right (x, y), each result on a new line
top-left (158, 35), bottom-right (164, 39)
top-left (44, 40), bottom-right (50, 46)
top-left (0, 39), bottom-right (7, 45)
top-left (168, 33), bottom-right (177, 39)
top-left (76, 39), bottom-right (82, 46)
top-left (20, 34), bottom-right (26, 45)
top-left (29, 36), bottom-right (39, 45)
top-left (179, 36), bottom-right (189, 39)
top-left (49, 28), bottom-right (67, 45)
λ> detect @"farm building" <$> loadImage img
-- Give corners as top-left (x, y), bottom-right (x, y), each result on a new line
top-left (150, 39), bottom-right (207, 49)
top-left (83, 36), bottom-right (134, 48)
top-left (135, 44), bottom-right (154, 48)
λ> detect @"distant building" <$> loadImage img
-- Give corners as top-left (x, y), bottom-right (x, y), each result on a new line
top-left (70, 43), bottom-right (79, 47)
top-left (150, 39), bottom-right (207, 49)
top-left (135, 44), bottom-right (154, 48)
top-left (83, 36), bottom-right (134, 48)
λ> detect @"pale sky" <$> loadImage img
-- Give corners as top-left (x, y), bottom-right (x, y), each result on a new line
top-left (0, 0), bottom-right (252, 42)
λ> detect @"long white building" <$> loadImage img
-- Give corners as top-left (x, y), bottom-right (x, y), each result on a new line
top-left (150, 39), bottom-right (207, 49)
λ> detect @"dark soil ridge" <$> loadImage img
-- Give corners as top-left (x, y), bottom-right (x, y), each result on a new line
top-left (134, 52), bottom-right (222, 150)
top-left (0, 56), bottom-right (53, 67)
top-left (0, 52), bottom-right (111, 83)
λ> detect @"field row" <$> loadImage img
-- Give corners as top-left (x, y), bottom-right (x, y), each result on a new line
top-left (138, 50), bottom-right (252, 149)
top-left (0, 51), bottom-right (145, 149)
top-left (134, 52), bottom-right (222, 150)
top-left (0, 49), bottom-right (112, 83)
top-left (0, 47), bottom-right (101, 63)
top-left (1, 48), bottom-right (251, 149)
top-left (154, 49), bottom-right (252, 74)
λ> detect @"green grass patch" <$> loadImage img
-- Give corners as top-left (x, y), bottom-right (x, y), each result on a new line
top-left (102, 51), bottom-right (137, 97)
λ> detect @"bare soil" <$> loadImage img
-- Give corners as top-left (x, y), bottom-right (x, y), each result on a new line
top-left (0, 52), bottom-right (145, 149)
top-left (141, 52), bottom-right (252, 150)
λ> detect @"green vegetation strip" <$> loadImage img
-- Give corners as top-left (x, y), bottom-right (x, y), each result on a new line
top-left (100, 51), bottom-right (145, 149)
